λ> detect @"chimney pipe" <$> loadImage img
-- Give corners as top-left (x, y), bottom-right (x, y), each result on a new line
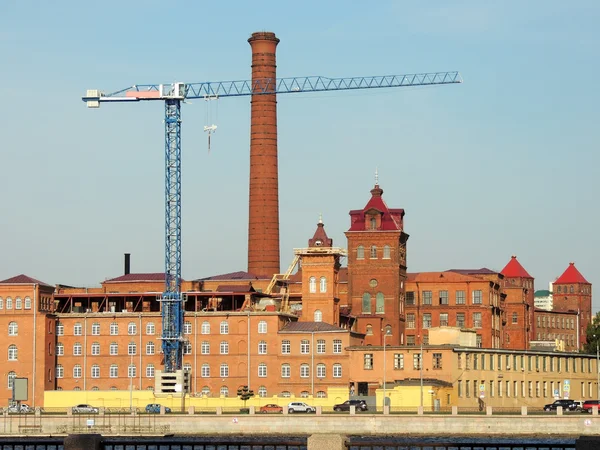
top-left (247, 31), bottom-right (281, 278)
top-left (124, 253), bottom-right (131, 275)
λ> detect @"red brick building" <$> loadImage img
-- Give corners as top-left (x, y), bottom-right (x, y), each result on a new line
top-left (500, 256), bottom-right (535, 350)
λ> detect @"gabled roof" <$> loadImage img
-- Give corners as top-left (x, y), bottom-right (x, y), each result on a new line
top-left (347, 184), bottom-right (404, 232)
top-left (555, 262), bottom-right (590, 284)
top-left (500, 255), bottom-right (533, 279)
top-left (446, 268), bottom-right (499, 276)
top-left (216, 284), bottom-right (256, 293)
top-left (407, 271), bottom-right (487, 283)
top-left (309, 218), bottom-right (332, 247)
top-left (197, 271), bottom-right (266, 281)
top-left (103, 273), bottom-right (168, 283)
top-left (0, 274), bottom-right (53, 287)
top-left (279, 321), bottom-right (347, 333)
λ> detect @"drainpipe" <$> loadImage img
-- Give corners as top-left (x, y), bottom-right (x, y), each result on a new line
top-left (32, 283), bottom-right (37, 407)
top-left (139, 313), bottom-right (142, 390)
top-left (247, 311), bottom-right (251, 388)
top-left (83, 316), bottom-right (87, 390)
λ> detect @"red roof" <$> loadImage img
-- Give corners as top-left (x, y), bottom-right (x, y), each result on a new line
top-left (103, 273), bottom-right (168, 283)
top-left (555, 262), bottom-right (589, 284)
top-left (197, 271), bottom-right (265, 281)
top-left (500, 256), bottom-right (533, 278)
top-left (0, 274), bottom-right (53, 287)
top-left (347, 184), bottom-right (404, 232)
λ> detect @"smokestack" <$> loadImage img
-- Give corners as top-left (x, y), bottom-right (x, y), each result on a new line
top-left (247, 31), bottom-right (281, 277)
top-left (124, 253), bottom-right (131, 275)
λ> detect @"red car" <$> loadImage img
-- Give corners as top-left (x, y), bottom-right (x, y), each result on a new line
top-left (259, 404), bottom-right (283, 414)
top-left (582, 400), bottom-right (600, 413)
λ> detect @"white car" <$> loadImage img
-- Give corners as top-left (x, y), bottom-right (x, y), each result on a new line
top-left (287, 402), bottom-right (316, 413)
top-left (72, 404), bottom-right (99, 414)
top-left (7, 403), bottom-right (34, 413)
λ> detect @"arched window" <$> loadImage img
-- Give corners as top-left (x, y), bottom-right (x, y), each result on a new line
top-left (128, 342), bottom-right (137, 355)
top-left (56, 343), bottom-right (64, 356)
top-left (73, 365), bottom-right (82, 378)
top-left (56, 322), bottom-right (64, 336)
top-left (24, 297), bottom-right (31, 309)
top-left (8, 322), bottom-right (17, 336)
top-left (184, 321), bottom-right (192, 334)
top-left (258, 363), bottom-right (267, 378)
top-left (91, 342), bottom-right (100, 355)
top-left (281, 391), bottom-right (292, 398)
top-left (333, 363), bottom-right (342, 378)
top-left (73, 323), bottom-right (82, 336)
top-left (110, 342), bottom-right (118, 355)
top-left (201, 364), bottom-right (210, 378)
top-left (73, 343), bottom-right (82, 356)
top-left (258, 321), bottom-right (267, 333)
top-left (258, 386), bottom-right (267, 398)
top-left (91, 365), bottom-right (100, 378)
top-left (110, 322), bottom-right (118, 335)
top-left (300, 364), bottom-right (310, 378)
top-left (366, 324), bottom-right (373, 335)
top-left (146, 342), bottom-right (155, 355)
top-left (316, 363), bottom-right (326, 378)
top-left (146, 322), bottom-right (155, 335)
top-left (309, 276), bottom-right (317, 293)
top-left (55, 366), bottom-right (63, 379)
top-left (383, 245), bottom-right (391, 259)
top-left (15, 297), bottom-right (22, 309)
top-left (201, 386), bottom-right (210, 396)
top-left (376, 292), bottom-right (385, 313)
top-left (512, 312), bottom-right (518, 324)
top-left (128, 364), bottom-right (136, 378)
top-left (110, 364), bottom-right (118, 378)
top-left (385, 324), bottom-right (392, 336)
top-left (92, 323), bottom-right (100, 335)
top-left (300, 391), bottom-right (310, 398)
top-left (220, 363), bottom-right (229, 378)
top-left (8, 371), bottom-right (16, 388)
top-left (362, 293), bottom-right (371, 313)
top-left (220, 341), bottom-right (229, 354)
top-left (370, 217), bottom-right (377, 230)
top-left (357, 245), bottom-right (365, 259)
top-left (184, 342), bottom-right (192, 354)
top-left (0, 297), bottom-right (3, 309)
top-left (92, 386), bottom-right (99, 391)
top-left (281, 364), bottom-right (291, 378)
top-left (128, 322), bottom-right (137, 335)
top-left (8, 344), bottom-right (17, 361)
top-left (316, 391), bottom-right (327, 398)
top-left (320, 277), bottom-right (327, 293)
top-left (220, 321), bottom-right (229, 334)
top-left (201, 341), bottom-right (210, 354)
top-left (258, 341), bottom-right (267, 354)
top-left (220, 386), bottom-right (229, 397)
top-left (201, 321), bottom-right (210, 334)
top-left (314, 310), bottom-right (323, 322)
top-left (6, 297), bottom-right (12, 309)
top-left (370, 246), bottom-right (377, 259)
top-left (146, 364), bottom-right (155, 378)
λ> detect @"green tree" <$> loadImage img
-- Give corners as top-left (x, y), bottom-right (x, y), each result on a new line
top-left (583, 312), bottom-right (600, 354)
top-left (237, 385), bottom-right (254, 410)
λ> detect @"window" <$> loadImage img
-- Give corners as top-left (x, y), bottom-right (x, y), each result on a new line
top-left (258, 386), bottom-right (267, 397)
top-left (201, 386), bottom-right (210, 396)
top-left (110, 322), bottom-right (118, 335)
top-left (91, 365), bottom-right (100, 378)
top-left (146, 364), bottom-right (155, 378)
top-left (440, 313), bottom-right (449, 327)
top-left (91, 342), bottom-right (100, 356)
top-left (8, 345), bottom-right (17, 361)
top-left (73, 343), bottom-right (82, 356)
top-left (406, 291), bottom-right (415, 305)
top-left (128, 342), bottom-right (137, 356)
top-left (333, 363), bottom-right (342, 378)
top-left (456, 291), bottom-right (466, 305)
top-left (300, 364), bottom-right (310, 378)
top-left (300, 339), bottom-right (310, 354)
top-left (146, 322), bottom-right (155, 335)
top-left (258, 363), bottom-right (267, 378)
top-left (333, 339), bottom-right (342, 354)
top-left (220, 364), bottom-right (229, 378)
top-left (413, 353), bottom-right (422, 370)
top-left (473, 312), bottom-right (482, 328)
top-left (110, 342), bottom-right (118, 355)
top-left (383, 245), bottom-right (391, 259)
top-left (366, 324), bottom-right (373, 335)
top-left (364, 354), bottom-right (373, 370)
top-left (6, 297), bottom-right (12, 310)
top-left (314, 310), bottom-right (323, 322)
top-left (406, 335), bottom-right (415, 346)
top-left (74, 323), bottom-right (82, 336)
top-left (201, 364), bottom-right (210, 378)
top-left (258, 340), bottom-right (267, 354)
top-left (24, 297), bottom-right (31, 309)
top-left (309, 277), bottom-right (317, 293)
top-left (220, 386), bottom-right (229, 397)
top-left (201, 321), bottom-right (210, 334)
top-left (394, 354), bottom-right (404, 369)
top-left (369, 216), bottom-right (377, 230)
top-left (92, 323), bottom-right (100, 335)
top-left (476, 335), bottom-right (482, 348)
top-left (281, 340), bottom-right (291, 354)
top-left (407, 314), bottom-right (415, 329)
top-left (55, 366), bottom-right (63, 379)
top-left (439, 291), bottom-right (448, 305)
top-left (281, 364), bottom-right (291, 378)
top-left (0, 298), bottom-right (3, 309)
top-left (128, 364), bottom-right (136, 378)
top-left (317, 339), bottom-right (326, 354)
top-left (220, 341), bottom-right (229, 355)
top-left (8, 322), bottom-right (17, 336)
top-left (184, 321), bottom-right (192, 335)
top-left (184, 342), bottom-right (192, 355)
top-left (56, 343), bottom-right (64, 356)
top-left (422, 291), bottom-right (432, 305)
top-left (317, 276), bottom-right (327, 293)
top-left (376, 292), bottom-right (385, 313)
top-left (258, 321), bottom-right (267, 334)
top-left (128, 322), bottom-right (137, 335)
top-left (146, 341), bottom-right (155, 355)
top-left (220, 321), bottom-right (229, 334)
top-left (357, 245), bottom-right (364, 259)
top-left (73, 365), bottom-right (82, 378)
top-left (423, 313), bottom-right (432, 329)
top-left (362, 293), bottom-right (371, 313)
top-left (472, 290), bottom-right (482, 304)
top-left (15, 298), bottom-right (22, 309)
top-left (316, 363), bottom-right (326, 378)
top-left (512, 312), bottom-right (518, 324)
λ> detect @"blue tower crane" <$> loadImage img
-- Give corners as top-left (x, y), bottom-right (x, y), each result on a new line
top-left (82, 71), bottom-right (462, 374)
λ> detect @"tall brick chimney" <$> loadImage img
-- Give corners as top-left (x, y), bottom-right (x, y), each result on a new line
top-left (247, 31), bottom-right (281, 277)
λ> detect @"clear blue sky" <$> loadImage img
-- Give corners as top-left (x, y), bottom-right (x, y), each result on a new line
top-left (1, 1), bottom-right (598, 310)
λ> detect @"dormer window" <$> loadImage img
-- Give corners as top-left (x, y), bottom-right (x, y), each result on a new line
top-left (315, 240), bottom-right (322, 246)
top-left (370, 217), bottom-right (377, 230)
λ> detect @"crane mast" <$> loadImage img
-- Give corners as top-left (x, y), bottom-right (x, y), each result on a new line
top-left (82, 71), bottom-right (461, 377)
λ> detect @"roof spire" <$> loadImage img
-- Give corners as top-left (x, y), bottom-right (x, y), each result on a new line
top-left (318, 212), bottom-right (323, 224)
top-left (375, 167), bottom-right (379, 186)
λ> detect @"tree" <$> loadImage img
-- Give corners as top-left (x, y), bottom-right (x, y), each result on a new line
top-left (237, 385), bottom-right (254, 410)
top-left (583, 312), bottom-right (600, 354)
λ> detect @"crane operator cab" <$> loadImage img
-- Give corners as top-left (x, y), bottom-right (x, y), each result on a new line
top-left (159, 82), bottom-right (186, 99)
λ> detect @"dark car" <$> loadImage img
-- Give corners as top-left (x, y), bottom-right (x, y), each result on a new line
top-left (145, 403), bottom-right (171, 414)
top-left (582, 400), bottom-right (600, 413)
top-left (543, 399), bottom-right (578, 412)
top-left (333, 399), bottom-right (368, 412)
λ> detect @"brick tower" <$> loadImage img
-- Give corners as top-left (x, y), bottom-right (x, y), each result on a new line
top-left (345, 181), bottom-right (409, 346)
top-left (500, 255), bottom-right (535, 349)
top-left (247, 31), bottom-right (281, 277)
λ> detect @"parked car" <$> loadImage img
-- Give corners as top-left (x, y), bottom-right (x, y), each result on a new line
top-left (72, 404), bottom-right (99, 414)
top-left (287, 402), bottom-right (316, 413)
top-left (543, 399), bottom-right (578, 412)
top-left (582, 400), bottom-right (600, 413)
top-left (333, 399), bottom-right (368, 412)
top-left (259, 404), bottom-right (283, 414)
top-left (145, 403), bottom-right (171, 414)
top-left (7, 403), bottom-right (34, 413)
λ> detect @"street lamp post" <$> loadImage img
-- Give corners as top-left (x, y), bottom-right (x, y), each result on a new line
top-left (382, 330), bottom-right (391, 412)
top-left (419, 336), bottom-right (424, 408)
